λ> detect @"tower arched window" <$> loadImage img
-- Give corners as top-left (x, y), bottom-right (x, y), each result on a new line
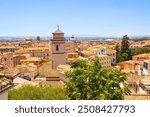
top-left (56, 45), bottom-right (59, 51)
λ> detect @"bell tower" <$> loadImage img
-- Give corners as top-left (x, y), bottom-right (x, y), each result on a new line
top-left (50, 26), bottom-right (66, 69)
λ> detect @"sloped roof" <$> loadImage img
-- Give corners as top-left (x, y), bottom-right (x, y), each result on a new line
top-left (40, 69), bottom-right (61, 77)
top-left (125, 94), bottom-right (150, 100)
top-left (0, 76), bottom-right (13, 93)
top-left (53, 29), bottom-right (64, 34)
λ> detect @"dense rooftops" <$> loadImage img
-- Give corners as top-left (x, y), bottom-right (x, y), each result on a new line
top-left (0, 76), bottom-right (13, 94)
top-left (133, 53), bottom-right (150, 58)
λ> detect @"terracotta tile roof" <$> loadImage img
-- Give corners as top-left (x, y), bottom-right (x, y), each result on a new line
top-left (0, 76), bottom-right (13, 94)
top-left (125, 94), bottom-right (150, 100)
top-left (53, 29), bottom-right (64, 34)
top-left (133, 54), bottom-right (150, 58)
top-left (41, 69), bottom-right (61, 77)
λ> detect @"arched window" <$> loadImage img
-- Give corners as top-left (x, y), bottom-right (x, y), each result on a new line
top-left (56, 45), bottom-right (59, 51)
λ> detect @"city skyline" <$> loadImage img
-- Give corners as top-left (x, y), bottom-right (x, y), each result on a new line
top-left (0, 0), bottom-right (150, 37)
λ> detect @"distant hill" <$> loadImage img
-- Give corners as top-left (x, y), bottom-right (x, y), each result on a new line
top-left (0, 36), bottom-right (150, 42)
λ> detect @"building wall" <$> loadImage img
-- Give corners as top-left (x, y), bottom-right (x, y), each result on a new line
top-left (2, 52), bottom-right (14, 68)
top-left (51, 43), bottom-right (66, 69)
top-left (51, 29), bottom-right (67, 69)
top-left (98, 55), bottom-right (111, 68)
top-left (51, 44), bottom-right (65, 54)
top-left (13, 55), bottom-right (28, 67)
top-left (52, 54), bottom-right (67, 69)
top-left (15, 48), bottom-right (50, 60)
top-left (0, 47), bottom-right (19, 53)
top-left (83, 45), bottom-right (116, 66)
top-left (67, 53), bottom-right (78, 59)
top-left (65, 41), bottom-right (77, 53)
top-left (31, 50), bottom-right (50, 60)
top-left (106, 49), bottom-right (116, 65)
top-left (143, 61), bottom-right (150, 75)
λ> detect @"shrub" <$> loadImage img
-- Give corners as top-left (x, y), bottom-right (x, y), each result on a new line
top-left (8, 85), bottom-right (68, 100)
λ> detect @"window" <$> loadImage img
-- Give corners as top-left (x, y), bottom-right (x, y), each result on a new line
top-left (113, 58), bottom-right (115, 62)
top-left (144, 62), bottom-right (148, 69)
top-left (56, 45), bottom-right (59, 51)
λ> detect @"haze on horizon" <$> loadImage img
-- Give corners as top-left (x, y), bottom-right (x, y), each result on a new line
top-left (0, 0), bottom-right (150, 37)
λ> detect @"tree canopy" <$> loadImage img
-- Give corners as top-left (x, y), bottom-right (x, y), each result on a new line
top-left (65, 59), bottom-right (130, 100)
top-left (121, 35), bottom-right (130, 53)
top-left (117, 35), bottom-right (132, 62)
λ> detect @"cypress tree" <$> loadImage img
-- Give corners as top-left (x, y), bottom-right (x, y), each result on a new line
top-left (120, 35), bottom-right (132, 60)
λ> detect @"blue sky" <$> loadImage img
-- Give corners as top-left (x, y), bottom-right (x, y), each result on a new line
top-left (0, 0), bottom-right (150, 37)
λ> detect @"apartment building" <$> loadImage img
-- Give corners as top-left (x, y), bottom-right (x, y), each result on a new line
top-left (117, 54), bottom-right (150, 76)
top-left (81, 45), bottom-right (116, 65)
top-left (65, 40), bottom-right (77, 53)
top-left (13, 54), bottom-right (30, 66)
top-left (89, 54), bottom-right (111, 68)
top-left (143, 60), bottom-right (150, 75)
top-left (0, 46), bottom-right (20, 53)
top-left (67, 52), bottom-right (79, 63)
top-left (15, 47), bottom-right (50, 60)
top-left (105, 48), bottom-right (116, 65)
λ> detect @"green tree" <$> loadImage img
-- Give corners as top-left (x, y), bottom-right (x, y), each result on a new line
top-left (65, 59), bottom-right (130, 100)
top-left (117, 52), bottom-right (128, 62)
top-left (121, 35), bottom-right (132, 60)
top-left (117, 35), bottom-right (132, 62)
top-left (115, 43), bottom-right (120, 63)
top-left (121, 35), bottom-right (130, 53)
top-left (115, 43), bottom-right (120, 52)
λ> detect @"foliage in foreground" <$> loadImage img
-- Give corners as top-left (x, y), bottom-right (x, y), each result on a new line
top-left (8, 85), bottom-right (68, 100)
top-left (65, 59), bottom-right (131, 100)
top-left (9, 59), bottom-right (131, 100)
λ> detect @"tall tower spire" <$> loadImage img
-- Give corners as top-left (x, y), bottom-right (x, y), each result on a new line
top-left (50, 27), bottom-right (66, 69)
top-left (57, 24), bottom-right (59, 30)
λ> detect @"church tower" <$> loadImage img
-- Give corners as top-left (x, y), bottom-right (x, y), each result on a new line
top-left (50, 26), bottom-right (66, 69)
